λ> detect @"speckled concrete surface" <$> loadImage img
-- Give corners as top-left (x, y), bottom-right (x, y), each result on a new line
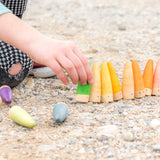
top-left (1, 0), bottom-right (160, 159)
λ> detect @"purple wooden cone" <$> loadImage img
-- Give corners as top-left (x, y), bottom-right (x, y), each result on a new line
top-left (0, 86), bottom-right (12, 103)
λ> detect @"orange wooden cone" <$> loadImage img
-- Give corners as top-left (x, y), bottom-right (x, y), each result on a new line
top-left (122, 60), bottom-right (134, 99)
top-left (132, 60), bottom-right (145, 98)
top-left (152, 59), bottom-right (160, 96)
top-left (142, 59), bottom-right (153, 96)
top-left (107, 62), bottom-right (122, 101)
top-left (101, 62), bottom-right (113, 102)
top-left (89, 62), bottom-right (101, 102)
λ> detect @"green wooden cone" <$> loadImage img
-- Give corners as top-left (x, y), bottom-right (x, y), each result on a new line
top-left (76, 82), bottom-right (91, 102)
top-left (9, 106), bottom-right (36, 128)
top-left (75, 62), bottom-right (91, 102)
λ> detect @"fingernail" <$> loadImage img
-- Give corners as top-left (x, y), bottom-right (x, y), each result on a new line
top-left (74, 82), bottom-right (78, 85)
top-left (81, 82), bottom-right (86, 86)
top-left (89, 79), bottom-right (94, 84)
top-left (64, 81), bottom-right (69, 85)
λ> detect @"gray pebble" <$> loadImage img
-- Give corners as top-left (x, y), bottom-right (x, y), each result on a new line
top-left (123, 132), bottom-right (135, 142)
top-left (97, 125), bottom-right (119, 138)
top-left (118, 24), bottom-right (127, 31)
top-left (97, 135), bottom-right (108, 142)
top-left (118, 109), bottom-right (124, 114)
top-left (153, 144), bottom-right (160, 152)
top-left (37, 145), bottom-right (55, 151)
top-left (150, 119), bottom-right (160, 129)
top-left (121, 106), bottom-right (130, 109)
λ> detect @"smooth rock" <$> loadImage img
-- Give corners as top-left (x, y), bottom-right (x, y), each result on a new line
top-left (123, 132), bottom-right (135, 142)
top-left (118, 24), bottom-right (127, 31)
top-left (37, 145), bottom-right (55, 151)
top-left (153, 144), bottom-right (160, 152)
top-left (97, 125), bottom-right (119, 138)
top-left (118, 109), bottom-right (124, 114)
top-left (154, 36), bottom-right (160, 43)
top-left (25, 78), bottom-right (35, 89)
top-left (97, 135), bottom-right (108, 142)
top-left (150, 119), bottom-right (160, 129)
top-left (30, 67), bottom-right (56, 78)
top-left (69, 128), bottom-right (83, 136)
top-left (121, 106), bottom-right (130, 109)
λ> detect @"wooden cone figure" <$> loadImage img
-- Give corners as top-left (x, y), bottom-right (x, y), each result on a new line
top-left (152, 59), bottom-right (160, 96)
top-left (76, 82), bottom-right (91, 102)
top-left (89, 62), bottom-right (101, 102)
top-left (143, 59), bottom-right (153, 96)
top-left (132, 60), bottom-right (145, 98)
top-left (9, 106), bottom-right (36, 128)
top-left (0, 85), bottom-right (12, 103)
top-left (101, 62), bottom-right (113, 102)
top-left (107, 62), bottom-right (122, 101)
top-left (122, 60), bottom-right (134, 99)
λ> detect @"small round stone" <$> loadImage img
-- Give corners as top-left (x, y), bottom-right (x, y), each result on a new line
top-left (123, 132), bottom-right (135, 142)
top-left (153, 144), bottom-right (160, 152)
top-left (150, 119), bottom-right (160, 129)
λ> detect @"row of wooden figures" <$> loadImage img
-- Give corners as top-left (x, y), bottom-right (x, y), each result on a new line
top-left (75, 59), bottom-right (160, 103)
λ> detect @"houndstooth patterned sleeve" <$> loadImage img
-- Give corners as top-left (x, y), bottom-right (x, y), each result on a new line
top-left (0, 0), bottom-right (28, 17)
top-left (0, 2), bottom-right (12, 15)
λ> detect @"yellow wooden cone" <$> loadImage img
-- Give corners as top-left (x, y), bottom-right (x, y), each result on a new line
top-left (107, 62), bottom-right (122, 101)
top-left (122, 60), bottom-right (134, 99)
top-left (132, 60), bottom-right (145, 98)
top-left (9, 106), bottom-right (36, 128)
top-left (89, 62), bottom-right (101, 102)
top-left (101, 62), bottom-right (113, 102)
top-left (142, 59), bottom-right (153, 96)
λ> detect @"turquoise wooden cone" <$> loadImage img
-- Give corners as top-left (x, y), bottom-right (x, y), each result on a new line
top-left (53, 103), bottom-right (68, 123)
top-left (9, 106), bottom-right (36, 128)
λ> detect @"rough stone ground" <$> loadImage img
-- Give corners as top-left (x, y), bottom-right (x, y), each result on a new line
top-left (1, 0), bottom-right (160, 159)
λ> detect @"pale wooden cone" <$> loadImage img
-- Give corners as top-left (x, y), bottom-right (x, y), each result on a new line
top-left (122, 61), bottom-right (134, 99)
top-left (89, 62), bottom-right (101, 103)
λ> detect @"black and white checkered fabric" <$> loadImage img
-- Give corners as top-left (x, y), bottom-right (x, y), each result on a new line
top-left (0, 0), bottom-right (33, 88)
top-left (0, 0), bottom-right (28, 18)
top-left (0, 41), bottom-right (33, 88)
top-left (0, 41), bottom-right (33, 73)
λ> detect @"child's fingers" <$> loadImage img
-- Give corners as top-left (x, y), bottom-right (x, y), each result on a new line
top-left (49, 60), bottom-right (69, 85)
top-left (66, 50), bottom-right (87, 85)
top-left (73, 47), bottom-right (94, 84)
top-left (57, 56), bottom-right (79, 85)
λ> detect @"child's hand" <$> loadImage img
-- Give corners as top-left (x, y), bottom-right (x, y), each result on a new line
top-left (29, 37), bottom-right (94, 85)
top-left (0, 13), bottom-right (93, 85)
